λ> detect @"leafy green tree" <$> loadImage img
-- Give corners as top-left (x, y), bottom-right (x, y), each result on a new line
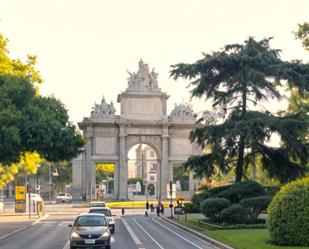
top-left (171, 37), bottom-right (309, 183)
top-left (96, 164), bottom-right (114, 184)
top-left (0, 33), bottom-right (85, 179)
top-left (37, 161), bottom-right (72, 192)
top-left (0, 32), bottom-right (83, 191)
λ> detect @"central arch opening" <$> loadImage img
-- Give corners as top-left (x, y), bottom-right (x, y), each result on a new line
top-left (127, 143), bottom-right (158, 200)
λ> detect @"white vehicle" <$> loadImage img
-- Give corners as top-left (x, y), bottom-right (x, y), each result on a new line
top-left (0, 202), bottom-right (4, 213)
top-left (56, 193), bottom-right (72, 203)
top-left (89, 207), bottom-right (115, 233)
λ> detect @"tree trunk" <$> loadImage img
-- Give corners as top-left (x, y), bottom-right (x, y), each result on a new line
top-left (235, 82), bottom-right (247, 183)
top-left (235, 136), bottom-right (245, 182)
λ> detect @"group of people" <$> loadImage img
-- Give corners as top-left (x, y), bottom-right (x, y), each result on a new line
top-left (145, 201), bottom-right (164, 217)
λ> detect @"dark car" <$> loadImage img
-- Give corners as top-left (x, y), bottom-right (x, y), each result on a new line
top-left (69, 213), bottom-right (111, 249)
top-left (174, 204), bottom-right (185, 215)
top-left (89, 207), bottom-right (115, 234)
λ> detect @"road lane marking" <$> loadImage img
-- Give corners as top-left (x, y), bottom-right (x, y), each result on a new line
top-left (0, 226), bottom-right (29, 241)
top-left (32, 214), bottom-right (50, 225)
top-left (158, 218), bottom-right (218, 248)
top-left (62, 240), bottom-right (70, 249)
top-left (152, 218), bottom-right (204, 249)
top-left (121, 217), bottom-right (142, 246)
top-left (133, 218), bottom-right (165, 249)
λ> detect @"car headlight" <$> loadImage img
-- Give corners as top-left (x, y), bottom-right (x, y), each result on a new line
top-left (101, 231), bottom-right (110, 239)
top-left (71, 231), bottom-right (80, 239)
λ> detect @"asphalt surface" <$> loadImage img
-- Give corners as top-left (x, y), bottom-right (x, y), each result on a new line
top-left (0, 205), bottom-right (218, 249)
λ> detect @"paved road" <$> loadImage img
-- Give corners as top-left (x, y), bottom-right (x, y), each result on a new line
top-left (0, 207), bottom-right (217, 249)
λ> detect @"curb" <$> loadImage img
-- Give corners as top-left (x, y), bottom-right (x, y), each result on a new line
top-left (0, 213), bottom-right (40, 217)
top-left (161, 216), bottom-right (234, 249)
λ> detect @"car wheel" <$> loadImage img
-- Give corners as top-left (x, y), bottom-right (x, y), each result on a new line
top-left (105, 246), bottom-right (111, 249)
top-left (70, 246), bottom-right (76, 249)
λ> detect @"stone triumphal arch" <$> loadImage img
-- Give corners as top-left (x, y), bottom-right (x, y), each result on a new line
top-left (72, 60), bottom-right (201, 200)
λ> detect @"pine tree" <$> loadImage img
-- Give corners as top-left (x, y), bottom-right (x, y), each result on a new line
top-left (171, 37), bottom-right (309, 183)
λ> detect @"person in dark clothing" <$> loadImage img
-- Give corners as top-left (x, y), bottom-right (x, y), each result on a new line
top-left (150, 203), bottom-right (154, 212)
top-left (156, 205), bottom-right (160, 217)
top-left (146, 201), bottom-right (149, 210)
top-left (160, 204), bottom-right (164, 215)
top-left (121, 208), bottom-right (125, 215)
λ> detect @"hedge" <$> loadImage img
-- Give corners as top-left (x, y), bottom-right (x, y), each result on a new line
top-left (217, 181), bottom-right (265, 203)
top-left (268, 177), bottom-right (309, 246)
top-left (200, 198), bottom-right (231, 222)
top-left (239, 196), bottom-right (273, 218)
top-left (220, 204), bottom-right (248, 224)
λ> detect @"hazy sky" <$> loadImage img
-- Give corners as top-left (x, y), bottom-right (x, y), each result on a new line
top-left (1, 0), bottom-right (309, 125)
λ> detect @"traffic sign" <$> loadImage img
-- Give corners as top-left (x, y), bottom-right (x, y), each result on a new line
top-left (15, 186), bottom-right (25, 200)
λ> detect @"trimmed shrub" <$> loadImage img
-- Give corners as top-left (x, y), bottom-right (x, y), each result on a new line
top-left (191, 185), bottom-right (232, 212)
top-left (268, 177), bottom-right (309, 246)
top-left (200, 198), bottom-right (231, 222)
top-left (239, 196), bottom-right (273, 218)
top-left (183, 202), bottom-right (199, 213)
top-left (191, 190), bottom-right (210, 209)
top-left (217, 181), bottom-right (265, 203)
top-left (207, 185), bottom-right (231, 197)
top-left (263, 185), bottom-right (280, 196)
top-left (220, 204), bottom-right (247, 224)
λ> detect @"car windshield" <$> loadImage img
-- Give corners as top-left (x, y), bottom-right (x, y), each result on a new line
top-left (74, 216), bottom-right (107, 227)
top-left (89, 209), bottom-right (111, 216)
top-left (58, 193), bottom-right (65, 196)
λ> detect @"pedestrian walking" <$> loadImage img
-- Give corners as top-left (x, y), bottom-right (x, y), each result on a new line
top-left (146, 201), bottom-right (149, 210)
top-left (121, 208), bottom-right (125, 215)
top-left (150, 203), bottom-right (154, 212)
top-left (156, 205), bottom-right (160, 217)
top-left (160, 203), bottom-right (164, 215)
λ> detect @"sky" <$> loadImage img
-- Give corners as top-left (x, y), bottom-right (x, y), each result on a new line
top-left (0, 0), bottom-right (309, 126)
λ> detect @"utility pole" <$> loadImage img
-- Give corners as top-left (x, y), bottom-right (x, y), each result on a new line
top-left (48, 164), bottom-right (52, 204)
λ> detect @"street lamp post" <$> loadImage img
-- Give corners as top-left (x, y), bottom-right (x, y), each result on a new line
top-left (169, 180), bottom-right (173, 218)
top-left (48, 164), bottom-right (52, 204)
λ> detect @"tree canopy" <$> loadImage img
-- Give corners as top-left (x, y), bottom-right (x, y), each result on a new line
top-left (171, 37), bottom-right (309, 183)
top-left (0, 33), bottom-right (85, 182)
top-left (296, 22), bottom-right (309, 51)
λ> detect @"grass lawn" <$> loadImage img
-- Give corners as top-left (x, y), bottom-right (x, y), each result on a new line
top-left (174, 217), bottom-right (309, 249)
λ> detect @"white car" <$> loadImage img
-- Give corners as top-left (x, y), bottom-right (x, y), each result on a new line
top-left (0, 202), bottom-right (4, 213)
top-left (56, 193), bottom-right (72, 203)
top-left (89, 207), bottom-right (115, 233)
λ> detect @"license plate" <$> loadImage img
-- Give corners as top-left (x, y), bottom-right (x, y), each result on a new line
top-left (85, 239), bottom-right (95, 244)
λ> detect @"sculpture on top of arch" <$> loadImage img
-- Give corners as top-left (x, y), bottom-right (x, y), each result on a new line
top-left (126, 59), bottom-right (160, 92)
top-left (91, 96), bottom-right (116, 115)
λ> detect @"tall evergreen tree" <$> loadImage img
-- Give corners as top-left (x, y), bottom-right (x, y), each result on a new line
top-left (171, 37), bottom-right (309, 183)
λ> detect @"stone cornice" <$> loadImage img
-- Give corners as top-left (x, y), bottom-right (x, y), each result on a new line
top-left (117, 91), bottom-right (170, 102)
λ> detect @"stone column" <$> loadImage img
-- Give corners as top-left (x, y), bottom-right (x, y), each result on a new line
top-left (72, 155), bottom-right (83, 201)
top-left (118, 125), bottom-right (128, 199)
top-left (82, 151), bottom-right (87, 199)
top-left (113, 161), bottom-right (119, 199)
top-left (85, 133), bottom-right (95, 201)
top-left (161, 126), bottom-right (169, 200)
top-left (189, 171), bottom-right (195, 191)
